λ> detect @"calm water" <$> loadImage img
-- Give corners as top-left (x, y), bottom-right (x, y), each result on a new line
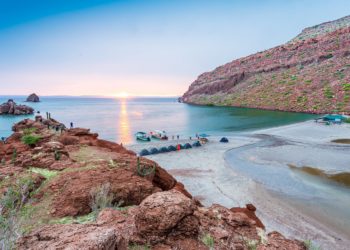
top-left (225, 135), bottom-right (350, 237)
top-left (0, 96), bottom-right (315, 143)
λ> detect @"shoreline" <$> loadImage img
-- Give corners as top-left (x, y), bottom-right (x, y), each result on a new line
top-left (127, 120), bottom-right (350, 250)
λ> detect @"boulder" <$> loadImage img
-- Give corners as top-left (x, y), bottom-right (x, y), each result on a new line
top-left (0, 99), bottom-right (34, 115)
top-left (46, 165), bottom-right (161, 217)
top-left (135, 190), bottom-right (197, 242)
top-left (26, 93), bottom-right (40, 102)
top-left (16, 224), bottom-right (122, 250)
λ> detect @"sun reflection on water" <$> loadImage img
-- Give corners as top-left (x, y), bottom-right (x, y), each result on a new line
top-left (118, 99), bottom-right (132, 144)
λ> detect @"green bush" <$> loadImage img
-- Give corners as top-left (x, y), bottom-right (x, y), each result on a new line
top-left (304, 239), bottom-right (320, 250)
top-left (344, 118), bottom-right (350, 123)
top-left (323, 86), bottom-right (334, 99)
top-left (343, 83), bottom-right (350, 91)
top-left (201, 233), bottom-right (214, 249)
top-left (29, 168), bottom-right (58, 180)
top-left (128, 244), bottom-right (151, 250)
top-left (50, 211), bottom-right (97, 225)
top-left (0, 176), bottom-right (35, 249)
top-left (23, 128), bottom-right (37, 136)
top-left (21, 135), bottom-right (41, 146)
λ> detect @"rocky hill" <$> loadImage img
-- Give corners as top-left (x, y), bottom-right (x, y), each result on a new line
top-left (181, 15), bottom-right (350, 114)
top-left (0, 99), bottom-right (34, 115)
top-left (0, 117), bottom-right (306, 249)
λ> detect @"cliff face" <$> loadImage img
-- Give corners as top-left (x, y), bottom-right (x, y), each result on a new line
top-left (182, 15), bottom-right (350, 114)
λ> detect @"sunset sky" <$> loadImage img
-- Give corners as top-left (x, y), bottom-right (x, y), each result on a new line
top-left (1, 0), bottom-right (349, 97)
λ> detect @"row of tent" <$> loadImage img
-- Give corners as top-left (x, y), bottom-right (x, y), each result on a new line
top-left (139, 141), bottom-right (201, 156)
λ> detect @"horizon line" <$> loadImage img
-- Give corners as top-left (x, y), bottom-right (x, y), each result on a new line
top-left (0, 94), bottom-right (180, 98)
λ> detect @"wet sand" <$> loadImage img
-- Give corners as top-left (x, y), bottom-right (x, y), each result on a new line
top-left (127, 120), bottom-right (350, 250)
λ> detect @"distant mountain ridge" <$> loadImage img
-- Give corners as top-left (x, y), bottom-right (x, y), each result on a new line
top-left (182, 15), bottom-right (350, 114)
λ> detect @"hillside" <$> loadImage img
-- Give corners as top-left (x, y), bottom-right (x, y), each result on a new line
top-left (181, 15), bottom-right (350, 114)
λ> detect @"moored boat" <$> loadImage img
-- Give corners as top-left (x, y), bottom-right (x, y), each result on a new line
top-left (135, 132), bottom-right (151, 141)
top-left (150, 130), bottom-right (168, 140)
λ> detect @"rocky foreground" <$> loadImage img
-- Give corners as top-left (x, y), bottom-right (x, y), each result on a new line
top-left (0, 99), bottom-right (34, 115)
top-left (182, 15), bottom-right (350, 114)
top-left (0, 117), bottom-right (306, 249)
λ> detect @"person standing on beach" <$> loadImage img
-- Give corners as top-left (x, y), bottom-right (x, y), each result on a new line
top-left (177, 135), bottom-right (179, 140)
top-left (70, 122), bottom-right (74, 129)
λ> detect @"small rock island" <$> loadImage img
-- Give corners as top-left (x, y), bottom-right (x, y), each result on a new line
top-left (26, 93), bottom-right (40, 102)
top-left (0, 99), bottom-right (34, 115)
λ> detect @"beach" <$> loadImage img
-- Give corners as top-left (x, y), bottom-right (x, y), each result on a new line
top-left (127, 120), bottom-right (350, 250)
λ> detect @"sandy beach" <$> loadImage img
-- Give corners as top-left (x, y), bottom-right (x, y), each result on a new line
top-left (127, 120), bottom-right (350, 250)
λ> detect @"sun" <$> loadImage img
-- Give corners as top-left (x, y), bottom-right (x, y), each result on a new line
top-left (115, 92), bottom-right (129, 98)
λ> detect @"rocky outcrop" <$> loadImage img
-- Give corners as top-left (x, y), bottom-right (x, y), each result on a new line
top-left (0, 118), bottom-right (306, 249)
top-left (182, 15), bottom-right (350, 114)
top-left (0, 99), bottom-right (34, 115)
top-left (17, 190), bottom-right (306, 250)
top-left (17, 224), bottom-right (121, 250)
top-left (26, 93), bottom-right (40, 102)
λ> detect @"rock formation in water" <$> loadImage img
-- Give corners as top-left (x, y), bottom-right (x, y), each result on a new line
top-left (0, 99), bottom-right (34, 115)
top-left (182, 15), bottom-right (350, 114)
top-left (26, 93), bottom-right (40, 102)
top-left (0, 118), bottom-right (306, 249)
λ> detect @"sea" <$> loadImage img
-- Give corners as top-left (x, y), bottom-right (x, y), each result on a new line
top-left (0, 96), bottom-right (315, 143)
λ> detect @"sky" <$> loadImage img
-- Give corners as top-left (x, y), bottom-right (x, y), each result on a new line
top-left (0, 0), bottom-right (349, 97)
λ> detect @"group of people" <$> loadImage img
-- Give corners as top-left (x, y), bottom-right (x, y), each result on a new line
top-left (170, 133), bottom-right (201, 141)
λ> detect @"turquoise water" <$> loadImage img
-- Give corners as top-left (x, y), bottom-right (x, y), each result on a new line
top-left (0, 96), bottom-right (315, 143)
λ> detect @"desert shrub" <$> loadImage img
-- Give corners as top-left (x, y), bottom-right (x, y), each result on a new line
top-left (128, 243), bottom-right (151, 250)
top-left (54, 150), bottom-right (61, 161)
top-left (89, 183), bottom-right (114, 212)
top-left (0, 176), bottom-right (35, 249)
top-left (29, 168), bottom-right (58, 180)
top-left (245, 239), bottom-right (259, 250)
top-left (305, 79), bottom-right (313, 84)
top-left (304, 239), bottom-right (320, 250)
top-left (136, 157), bottom-right (155, 177)
top-left (11, 149), bottom-right (17, 164)
top-left (50, 211), bottom-right (97, 225)
top-left (201, 233), bottom-right (214, 249)
top-left (21, 134), bottom-right (41, 146)
top-left (108, 159), bottom-right (118, 168)
top-left (23, 128), bottom-right (37, 136)
top-left (323, 86), bottom-right (334, 99)
top-left (343, 83), bottom-right (350, 91)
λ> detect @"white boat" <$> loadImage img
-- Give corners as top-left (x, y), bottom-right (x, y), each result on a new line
top-left (150, 130), bottom-right (168, 140)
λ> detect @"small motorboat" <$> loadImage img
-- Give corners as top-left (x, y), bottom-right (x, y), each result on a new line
top-left (135, 132), bottom-right (151, 141)
top-left (150, 130), bottom-right (168, 140)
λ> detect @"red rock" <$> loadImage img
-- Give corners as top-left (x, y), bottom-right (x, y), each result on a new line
top-left (135, 190), bottom-right (197, 243)
top-left (46, 165), bottom-right (161, 217)
top-left (231, 203), bottom-right (265, 229)
top-left (16, 224), bottom-right (123, 250)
